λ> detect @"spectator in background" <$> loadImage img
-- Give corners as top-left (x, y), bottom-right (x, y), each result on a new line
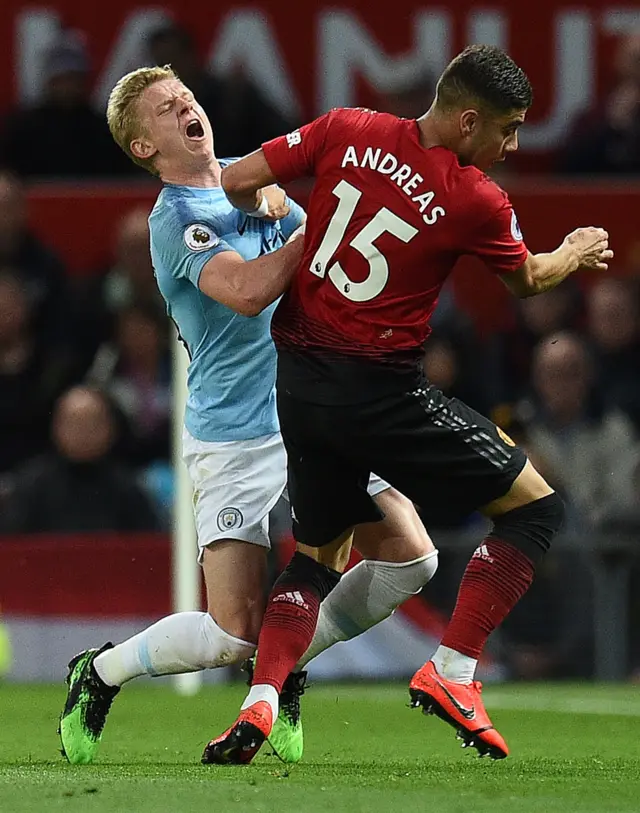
top-left (90, 304), bottom-right (171, 466)
top-left (1, 386), bottom-right (160, 533)
top-left (487, 282), bottom-right (583, 407)
top-left (0, 271), bottom-right (80, 475)
top-left (423, 334), bottom-right (492, 417)
top-left (586, 277), bottom-right (640, 431)
top-left (146, 23), bottom-right (295, 158)
top-left (0, 169), bottom-right (74, 346)
top-left (483, 418), bottom-right (594, 680)
top-left (0, 31), bottom-right (133, 178)
top-left (519, 332), bottom-right (639, 530)
top-left (557, 33), bottom-right (640, 174)
top-left (75, 206), bottom-right (165, 363)
top-left (101, 208), bottom-right (164, 318)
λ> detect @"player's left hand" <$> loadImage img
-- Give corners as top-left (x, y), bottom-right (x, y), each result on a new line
top-left (260, 185), bottom-right (291, 222)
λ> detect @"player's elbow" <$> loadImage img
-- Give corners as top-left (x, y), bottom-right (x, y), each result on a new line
top-left (236, 300), bottom-right (264, 318)
top-left (505, 256), bottom-right (540, 298)
top-left (232, 290), bottom-right (270, 317)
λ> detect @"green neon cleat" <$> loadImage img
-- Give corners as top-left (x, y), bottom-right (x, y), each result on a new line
top-left (269, 670), bottom-right (307, 764)
top-left (242, 657), bottom-right (307, 764)
top-left (58, 643), bottom-right (119, 765)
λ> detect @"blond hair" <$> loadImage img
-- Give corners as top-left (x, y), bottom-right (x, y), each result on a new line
top-left (106, 65), bottom-right (178, 175)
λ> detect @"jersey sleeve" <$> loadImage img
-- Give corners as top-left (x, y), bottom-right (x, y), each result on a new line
top-left (152, 209), bottom-right (235, 288)
top-left (467, 185), bottom-right (529, 275)
top-left (261, 112), bottom-right (334, 183)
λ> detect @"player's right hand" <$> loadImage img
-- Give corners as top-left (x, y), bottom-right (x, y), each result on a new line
top-left (564, 227), bottom-right (613, 272)
top-left (260, 185), bottom-right (291, 222)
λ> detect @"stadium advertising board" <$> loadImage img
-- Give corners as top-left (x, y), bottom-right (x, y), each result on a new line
top-left (0, 0), bottom-right (636, 157)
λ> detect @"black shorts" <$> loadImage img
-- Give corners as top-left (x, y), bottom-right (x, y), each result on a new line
top-left (278, 384), bottom-right (527, 547)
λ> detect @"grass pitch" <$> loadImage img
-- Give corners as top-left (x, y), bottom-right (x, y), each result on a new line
top-left (0, 681), bottom-right (638, 812)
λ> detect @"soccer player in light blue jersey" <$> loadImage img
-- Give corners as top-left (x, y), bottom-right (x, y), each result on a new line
top-left (59, 66), bottom-right (439, 766)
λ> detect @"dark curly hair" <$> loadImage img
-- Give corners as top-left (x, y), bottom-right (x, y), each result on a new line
top-left (436, 44), bottom-right (533, 113)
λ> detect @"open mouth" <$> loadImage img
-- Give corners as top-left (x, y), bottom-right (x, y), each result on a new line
top-left (185, 119), bottom-right (205, 140)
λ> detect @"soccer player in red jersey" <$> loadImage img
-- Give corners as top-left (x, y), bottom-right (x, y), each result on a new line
top-left (204, 45), bottom-right (612, 764)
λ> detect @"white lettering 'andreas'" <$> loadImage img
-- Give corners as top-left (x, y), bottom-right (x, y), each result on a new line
top-left (341, 146), bottom-right (446, 226)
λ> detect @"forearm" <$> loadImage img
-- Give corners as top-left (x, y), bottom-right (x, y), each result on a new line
top-left (518, 244), bottom-right (579, 297)
top-left (501, 226), bottom-right (610, 299)
top-left (234, 239), bottom-right (303, 315)
top-left (222, 151), bottom-right (277, 212)
top-left (228, 186), bottom-right (263, 214)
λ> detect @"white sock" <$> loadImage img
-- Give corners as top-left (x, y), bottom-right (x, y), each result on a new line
top-left (241, 684), bottom-right (279, 722)
top-left (296, 551), bottom-right (439, 670)
top-left (431, 644), bottom-right (478, 685)
top-left (93, 612), bottom-right (255, 687)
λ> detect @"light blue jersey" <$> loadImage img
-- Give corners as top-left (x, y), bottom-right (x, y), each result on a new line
top-left (149, 160), bottom-right (305, 442)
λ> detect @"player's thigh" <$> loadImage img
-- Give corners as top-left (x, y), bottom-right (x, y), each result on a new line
top-left (277, 391), bottom-right (382, 549)
top-left (297, 528), bottom-right (355, 573)
top-left (182, 428), bottom-right (287, 641)
top-left (354, 485), bottom-right (434, 562)
top-left (482, 459), bottom-right (554, 517)
top-left (357, 386), bottom-right (529, 526)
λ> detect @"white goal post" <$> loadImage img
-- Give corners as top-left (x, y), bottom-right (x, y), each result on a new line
top-left (171, 335), bottom-right (202, 695)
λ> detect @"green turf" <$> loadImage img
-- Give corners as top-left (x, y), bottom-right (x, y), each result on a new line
top-left (0, 681), bottom-right (639, 812)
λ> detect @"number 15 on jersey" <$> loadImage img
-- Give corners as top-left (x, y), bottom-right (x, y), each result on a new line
top-left (310, 180), bottom-right (418, 303)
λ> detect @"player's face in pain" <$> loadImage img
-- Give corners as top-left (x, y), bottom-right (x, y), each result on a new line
top-left (132, 79), bottom-right (215, 170)
top-left (459, 108), bottom-right (527, 171)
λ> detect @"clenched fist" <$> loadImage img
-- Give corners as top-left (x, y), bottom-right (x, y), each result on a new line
top-left (563, 227), bottom-right (614, 272)
top-left (258, 185), bottom-right (291, 222)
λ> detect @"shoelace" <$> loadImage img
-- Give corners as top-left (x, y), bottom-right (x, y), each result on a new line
top-left (279, 672), bottom-right (308, 724)
top-left (83, 673), bottom-right (119, 735)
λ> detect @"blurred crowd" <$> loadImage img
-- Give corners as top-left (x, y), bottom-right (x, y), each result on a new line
top-left (0, 22), bottom-right (639, 679)
top-left (0, 25), bottom-right (295, 180)
top-left (0, 172), bottom-right (171, 531)
top-left (0, 25), bottom-right (639, 179)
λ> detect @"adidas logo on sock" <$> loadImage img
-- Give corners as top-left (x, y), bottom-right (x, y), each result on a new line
top-left (273, 591), bottom-right (309, 610)
top-left (471, 543), bottom-right (494, 564)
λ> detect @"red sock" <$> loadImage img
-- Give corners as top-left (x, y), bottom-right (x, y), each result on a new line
top-left (253, 553), bottom-right (340, 693)
top-left (441, 537), bottom-right (535, 660)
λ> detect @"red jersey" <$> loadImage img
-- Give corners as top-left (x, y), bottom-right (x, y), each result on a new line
top-left (262, 108), bottom-right (528, 402)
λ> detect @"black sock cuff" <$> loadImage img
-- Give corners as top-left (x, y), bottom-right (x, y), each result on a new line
top-left (490, 492), bottom-right (565, 565)
top-left (277, 551), bottom-right (341, 601)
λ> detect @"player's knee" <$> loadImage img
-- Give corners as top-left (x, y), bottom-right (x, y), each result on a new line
top-left (491, 492), bottom-right (565, 564)
top-left (370, 549), bottom-right (439, 594)
top-left (282, 550), bottom-right (342, 598)
top-left (206, 595), bottom-right (264, 646)
top-left (363, 488), bottom-right (434, 562)
top-left (197, 613), bottom-right (256, 669)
